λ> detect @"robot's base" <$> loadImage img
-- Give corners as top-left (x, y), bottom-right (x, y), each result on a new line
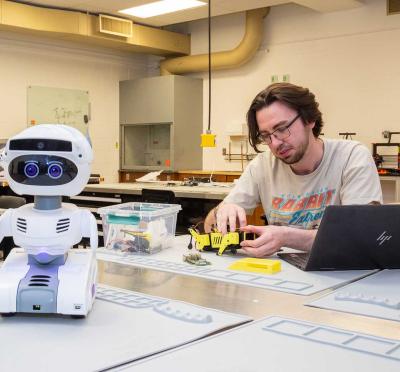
top-left (0, 248), bottom-right (97, 316)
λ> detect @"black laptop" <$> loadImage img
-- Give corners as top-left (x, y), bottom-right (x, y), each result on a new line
top-left (278, 205), bottom-right (400, 271)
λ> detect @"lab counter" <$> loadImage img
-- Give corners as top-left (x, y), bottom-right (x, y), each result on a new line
top-left (83, 182), bottom-right (232, 200)
top-left (88, 176), bottom-right (400, 203)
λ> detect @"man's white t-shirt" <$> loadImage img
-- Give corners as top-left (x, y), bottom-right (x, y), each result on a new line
top-left (224, 139), bottom-right (382, 230)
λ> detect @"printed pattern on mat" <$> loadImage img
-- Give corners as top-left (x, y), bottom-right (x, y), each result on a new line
top-left (334, 291), bottom-right (400, 310)
top-left (96, 254), bottom-right (313, 293)
top-left (307, 270), bottom-right (400, 321)
top-left (96, 285), bottom-right (214, 324)
top-left (97, 286), bottom-right (168, 309)
top-left (262, 317), bottom-right (400, 361)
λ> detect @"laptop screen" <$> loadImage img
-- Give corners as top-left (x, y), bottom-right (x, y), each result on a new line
top-left (303, 205), bottom-right (400, 270)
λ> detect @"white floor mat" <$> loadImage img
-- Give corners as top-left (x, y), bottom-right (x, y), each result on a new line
top-left (97, 235), bottom-right (376, 296)
top-left (117, 316), bottom-right (400, 372)
top-left (307, 269), bottom-right (400, 321)
top-left (0, 284), bottom-right (250, 372)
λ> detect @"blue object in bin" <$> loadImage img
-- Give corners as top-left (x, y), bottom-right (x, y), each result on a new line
top-left (106, 215), bottom-right (140, 225)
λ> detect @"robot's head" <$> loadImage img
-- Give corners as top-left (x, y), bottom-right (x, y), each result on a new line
top-left (1, 125), bottom-right (93, 196)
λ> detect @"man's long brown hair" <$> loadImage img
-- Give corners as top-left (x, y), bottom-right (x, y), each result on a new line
top-left (247, 83), bottom-right (324, 153)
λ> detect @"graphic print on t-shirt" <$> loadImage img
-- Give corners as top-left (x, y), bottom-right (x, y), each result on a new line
top-left (268, 188), bottom-right (336, 229)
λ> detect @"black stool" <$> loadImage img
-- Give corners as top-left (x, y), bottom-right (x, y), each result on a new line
top-left (141, 189), bottom-right (176, 204)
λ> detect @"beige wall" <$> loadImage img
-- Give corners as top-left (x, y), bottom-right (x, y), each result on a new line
top-left (1, 0), bottom-right (399, 180)
top-left (186, 0), bottom-right (400, 170)
top-left (0, 32), bottom-right (150, 182)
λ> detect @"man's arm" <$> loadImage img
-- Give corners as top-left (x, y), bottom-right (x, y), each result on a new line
top-left (240, 225), bottom-right (317, 257)
top-left (341, 144), bottom-right (382, 204)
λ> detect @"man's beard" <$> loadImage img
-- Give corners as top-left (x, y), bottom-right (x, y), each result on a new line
top-left (277, 137), bottom-right (309, 165)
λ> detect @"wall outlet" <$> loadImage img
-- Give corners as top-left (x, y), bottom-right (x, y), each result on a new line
top-left (283, 74), bottom-right (290, 82)
top-left (271, 75), bottom-right (279, 83)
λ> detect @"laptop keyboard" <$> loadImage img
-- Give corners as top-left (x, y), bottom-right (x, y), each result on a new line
top-left (278, 252), bottom-right (310, 269)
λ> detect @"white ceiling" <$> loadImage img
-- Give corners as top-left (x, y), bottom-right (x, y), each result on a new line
top-left (12, 0), bottom-right (364, 27)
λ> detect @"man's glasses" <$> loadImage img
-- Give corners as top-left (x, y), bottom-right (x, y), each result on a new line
top-left (258, 114), bottom-right (300, 145)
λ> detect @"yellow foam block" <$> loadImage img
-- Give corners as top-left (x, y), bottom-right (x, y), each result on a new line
top-left (228, 258), bottom-right (281, 274)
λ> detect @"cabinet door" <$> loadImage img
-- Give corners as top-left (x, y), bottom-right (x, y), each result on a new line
top-left (246, 205), bottom-right (265, 226)
top-left (210, 174), bottom-right (227, 182)
top-left (119, 171), bottom-right (177, 182)
top-left (226, 175), bottom-right (240, 182)
top-left (119, 171), bottom-right (147, 183)
top-left (177, 173), bottom-right (192, 181)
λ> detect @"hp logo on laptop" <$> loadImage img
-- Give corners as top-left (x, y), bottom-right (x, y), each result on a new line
top-left (377, 231), bottom-right (392, 246)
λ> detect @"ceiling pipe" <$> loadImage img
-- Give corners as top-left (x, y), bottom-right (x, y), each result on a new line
top-left (160, 7), bottom-right (270, 76)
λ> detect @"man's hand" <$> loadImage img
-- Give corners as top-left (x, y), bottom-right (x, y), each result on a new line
top-left (240, 225), bottom-right (317, 257)
top-left (240, 225), bottom-right (288, 257)
top-left (216, 203), bottom-right (247, 235)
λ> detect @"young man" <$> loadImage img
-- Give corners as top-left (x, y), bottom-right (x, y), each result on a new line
top-left (206, 83), bottom-right (382, 257)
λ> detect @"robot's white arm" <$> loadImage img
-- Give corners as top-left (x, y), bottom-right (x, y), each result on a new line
top-left (0, 209), bottom-right (13, 244)
top-left (80, 210), bottom-right (98, 250)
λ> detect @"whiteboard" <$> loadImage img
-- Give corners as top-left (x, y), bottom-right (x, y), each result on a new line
top-left (27, 86), bottom-right (89, 134)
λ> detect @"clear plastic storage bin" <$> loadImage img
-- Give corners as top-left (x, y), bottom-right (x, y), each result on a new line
top-left (98, 202), bottom-right (181, 255)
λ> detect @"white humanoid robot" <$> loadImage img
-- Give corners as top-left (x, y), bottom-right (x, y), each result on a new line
top-left (0, 124), bottom-right (98, 317)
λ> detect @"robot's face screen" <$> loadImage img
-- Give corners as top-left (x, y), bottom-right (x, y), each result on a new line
top-left (8, 155), bottom-right (78, 185)
top-left (9, 139), bottom-right (72, 152)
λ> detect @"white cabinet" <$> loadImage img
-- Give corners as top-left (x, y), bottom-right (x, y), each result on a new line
top-left (380, 176), bottom-right (400, 203)
top-left (120, 75), bottom-right (203, 172)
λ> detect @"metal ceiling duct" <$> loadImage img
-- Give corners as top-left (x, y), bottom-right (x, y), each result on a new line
top-left (0, 0), bottom-right (190, 56)
top-left (160, 7), bottom-right (270, 75)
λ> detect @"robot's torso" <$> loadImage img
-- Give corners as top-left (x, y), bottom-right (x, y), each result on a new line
top-left (2, 203), bottom-right (97, 258)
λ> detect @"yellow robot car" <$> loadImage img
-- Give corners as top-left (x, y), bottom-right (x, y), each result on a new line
top-left (188, 228), bottom-right (255, 256)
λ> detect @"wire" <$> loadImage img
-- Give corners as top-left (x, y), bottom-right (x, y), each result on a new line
top-left (209, 158), bottom-right (215, 183)
top-left (207, 0), bottom-right (211, 132)
top-left (187, 235), bottom-right (193, 249)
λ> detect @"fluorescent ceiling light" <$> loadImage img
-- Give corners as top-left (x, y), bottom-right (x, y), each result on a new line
top-left (119, 0), bottom-right (207, 18)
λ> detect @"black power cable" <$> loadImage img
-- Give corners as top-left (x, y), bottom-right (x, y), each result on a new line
top-left (207, 0), bottom-right (212, 132)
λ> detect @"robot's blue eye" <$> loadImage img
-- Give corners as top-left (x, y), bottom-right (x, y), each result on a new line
top-left (24, 162), bottom-right (39, 178)
top-left (48, 163), bottom-right (63, 179)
